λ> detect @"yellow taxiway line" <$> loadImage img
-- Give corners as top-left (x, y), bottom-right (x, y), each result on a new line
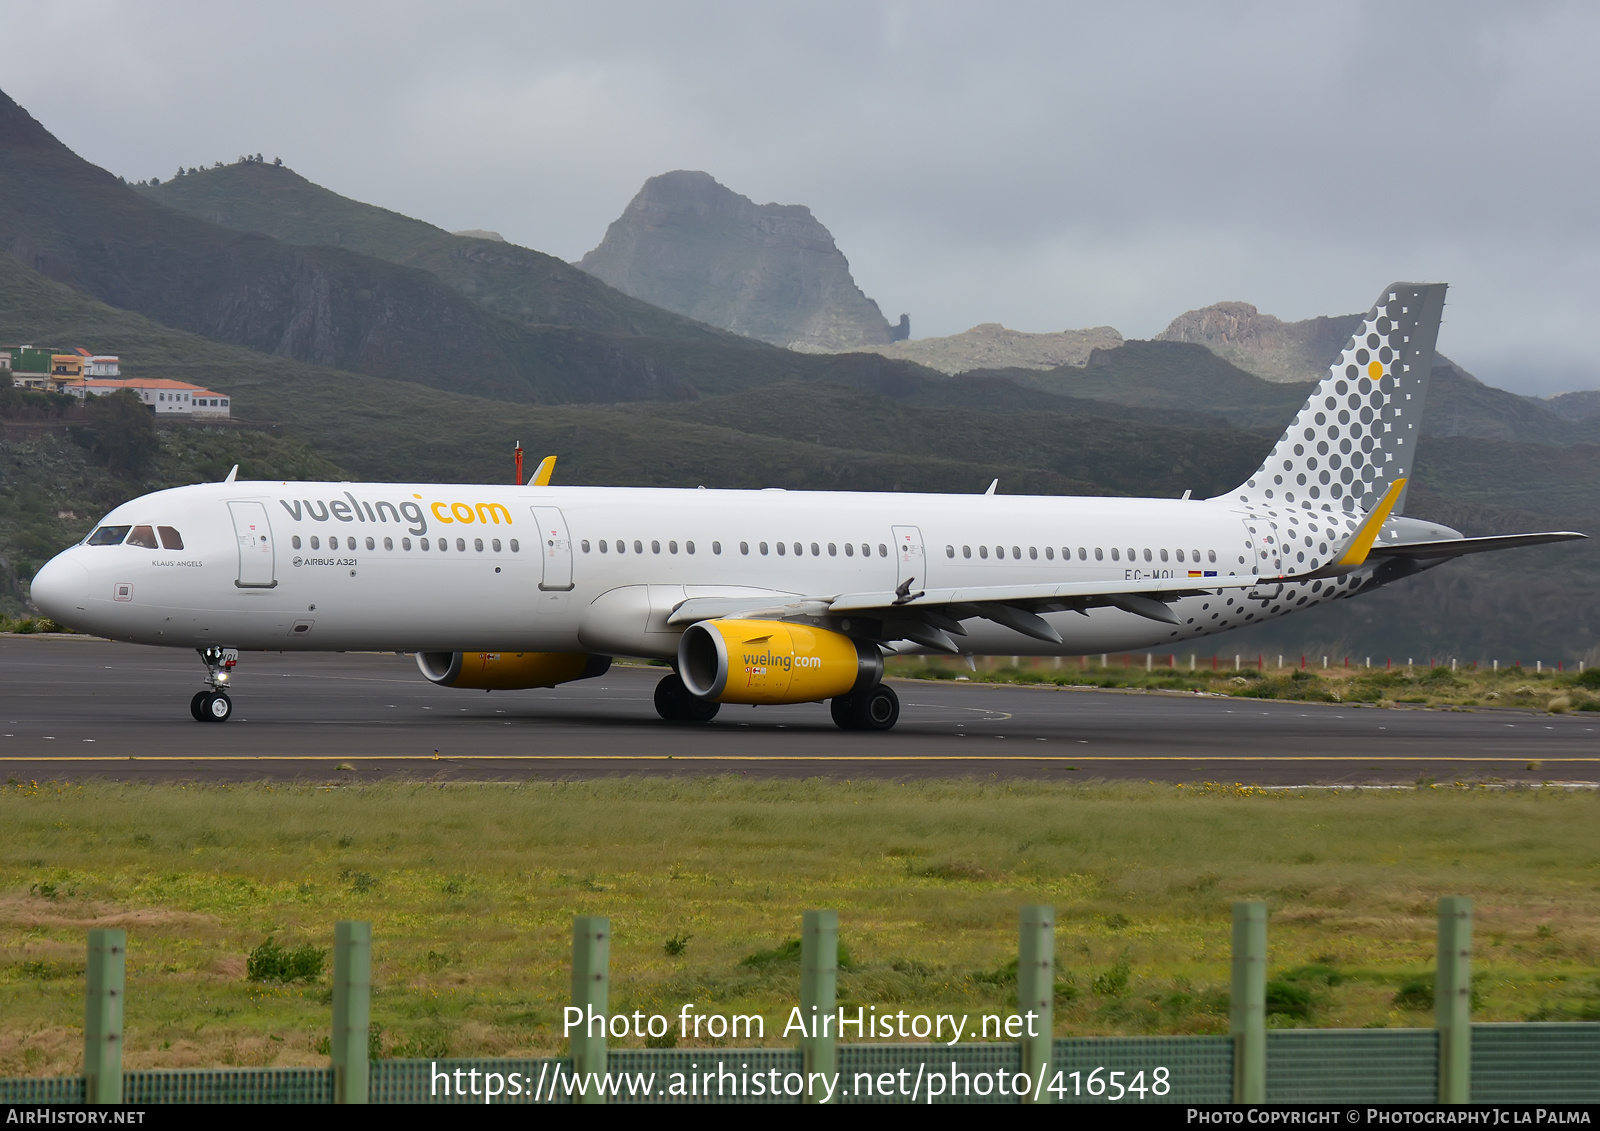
top-left (0, 755), bottom-right (1597, 764)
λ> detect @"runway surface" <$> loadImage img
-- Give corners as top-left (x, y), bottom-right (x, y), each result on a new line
top-left (1, 636), bottom-right (1594, 785)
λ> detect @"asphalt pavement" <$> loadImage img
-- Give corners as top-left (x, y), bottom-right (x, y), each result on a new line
top-left (1, 636), bottom-right (1594, 785)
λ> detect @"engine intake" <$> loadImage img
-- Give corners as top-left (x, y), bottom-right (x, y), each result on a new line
top-left (678, 620), bottom-right (882, 705)
top-left (416, 651), bottom-right (611, 690)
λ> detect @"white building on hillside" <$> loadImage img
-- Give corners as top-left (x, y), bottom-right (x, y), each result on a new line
top-left (77, 378), bottom-right (231, 418)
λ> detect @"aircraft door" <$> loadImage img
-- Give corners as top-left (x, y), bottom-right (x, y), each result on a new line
top-left (228, 501), bottom-right (277, 589)
top-left (1242, 516), bottom-right (1282, 576)
top-left (529, 507), bottom-right (575, 591)
top-left (892, 525), bottom-right (927, 590)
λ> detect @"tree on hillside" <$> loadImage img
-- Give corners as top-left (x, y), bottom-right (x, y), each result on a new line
top-left (77, 390), bottom-right (159, 476)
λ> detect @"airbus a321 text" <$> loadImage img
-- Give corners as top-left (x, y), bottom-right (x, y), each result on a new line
top-left (30, 283), bottom-right (1585, 730)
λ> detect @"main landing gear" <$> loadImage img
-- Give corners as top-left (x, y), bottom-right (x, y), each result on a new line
top-left (654, 672), bottom-right (721, 723)
top-left (190, 646), bottom-right (238, 723)
top-left (651, 672), bottom-right (901, 731)
top-left (830, 683), bottom-right (900, 732)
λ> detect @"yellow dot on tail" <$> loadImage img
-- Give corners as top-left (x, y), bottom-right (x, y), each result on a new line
top-left (1367, 360), bottom-right (1383, 380)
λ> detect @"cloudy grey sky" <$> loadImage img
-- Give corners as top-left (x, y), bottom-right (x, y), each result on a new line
top-left (4, 1), bottom-right (1597, 394)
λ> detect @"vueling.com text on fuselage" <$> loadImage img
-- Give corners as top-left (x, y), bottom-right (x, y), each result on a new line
top-left (277, 494), bottom-right (513, 537)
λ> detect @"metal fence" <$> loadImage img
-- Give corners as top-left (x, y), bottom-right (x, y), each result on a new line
top-left (3, 899), bottom-right (1597, 1105)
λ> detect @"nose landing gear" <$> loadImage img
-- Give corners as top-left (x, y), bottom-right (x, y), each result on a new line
top-left (191, 646), bottom-right (238, 722)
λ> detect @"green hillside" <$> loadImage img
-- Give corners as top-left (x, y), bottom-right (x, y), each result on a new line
top-left (138, 161), bottom-right (741, 343)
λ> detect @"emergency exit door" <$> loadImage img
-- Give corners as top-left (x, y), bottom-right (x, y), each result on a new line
top-left (892, 525), bottom-right (927, 591)
top-left (529, 507), bottom-right (574, 591)
top-left (228, 501), bottom-right (277, 589)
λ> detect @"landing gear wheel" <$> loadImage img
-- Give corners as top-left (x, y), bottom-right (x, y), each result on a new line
top-left (190, 691), bottom-right (210, 722)
top-left (654, 673), bottom-right (720, 723)
top-left (201, 692), bottom-right (233, 723)
top-left (832, 684), bottom-right (899, 732)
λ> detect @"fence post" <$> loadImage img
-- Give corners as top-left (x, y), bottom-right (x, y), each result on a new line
top-left (84, 928), bottom-right (126, 1105)
top-left (800, 909), bottom-right (838, 1103)
top-left (1231, 902), bottom-right (1267, 1104)
top-left (570, 916), bottom-right (610, 1105)
top-left (331, 920), bottom-right (371, 1105)
top-left (1436, 897), bottom-right (1473, 1104)
top-left (1017, 905), bottom-right (1054, 1103)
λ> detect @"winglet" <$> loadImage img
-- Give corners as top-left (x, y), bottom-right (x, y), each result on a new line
top-left (984, 479), bottom-right (998, 496)
top-left (529, 455), bottom-right (556, 487)
top-left (1333, 477), bottom-right (1407, 568)
top-left (223, 464), bottom-right (238, 483)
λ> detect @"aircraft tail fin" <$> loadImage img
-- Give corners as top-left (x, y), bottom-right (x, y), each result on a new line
top-left (1219, 282), bottom-right (1447, 517)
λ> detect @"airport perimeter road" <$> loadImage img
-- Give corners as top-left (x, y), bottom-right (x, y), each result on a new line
top-left (1, 636), bottom-right (1595, 785)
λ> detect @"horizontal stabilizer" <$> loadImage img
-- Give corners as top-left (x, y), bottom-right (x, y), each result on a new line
top-left (1369, 531), bottom-right (1587, 560)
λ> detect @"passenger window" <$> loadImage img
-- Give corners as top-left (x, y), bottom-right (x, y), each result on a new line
top-left (777, 542), bottom-right (786, 556)
top-left (1097, 547), bottom-right (1106, 561)
top-left (1013, 546), bottom-right (1021, 559)
top-left (439, 539), bottom-right (449, 552)
top-left (1127, 548), bottom-right (1136, 561)
top-left (979, 546), bottom-right (989, 559)
top-left (292, 535), bottom-right (302, 550)
top-left (158, 526), bottom-right (184, 550)
top-left (760, 542), bottom-right (769, 555)
top-left (1045, 547), bottom-right (1054, 560)
top-left (385, 537), bottom-right (394, 551)
top-left (1175, 549), bottom-right (1184, 562)
top-left (86, 525), bottom-right (132, 546)
top-left (1078, 547), bottom-right (1087, 560)
top-left (862, 544), bottom-right (871, 557)
top-left (669, 541), bottom-right (678, 554)
top-left (1160, 548), bottom-right (1169, 562)
top-left (1208, 550), bottom-right (1216, 563)
top-left (710, 541), bottom-right (719, 554)
top-left (421, 538), bottom-right (430, 550)
top-left (453, 538), bottom-right (464, 551)
top-left (946, 545), bottom-right (955, 558)
top-left (402, 538), bottom-right (412, 550)
top-left (1111, 548), bottom-right (1119, 561)
top-left (795, 543), bottom-right (804, 556)
top-left (828, 543), bottom-right (837, 556)
top-left (652, 540), bottom-right (661, 554)
top-left (1143, 548), bottom-right (1152, 562)
top-left (510, 539), bottom-right (520, 552)
top-left (845, 543), bottom-right (855, 557)
top-left (473, 538), bottom-right (483, 552)
top-left (1029, 547), bottom-right (1037, 560)
top-left (740, 542), bottom-right (749, 555)
top-left (311, 535), bottom-right (321, 550)
top-left (599, 539), bottom-right (609, 553)
top-left (686, 541), bottom-right (695, 554)
top-left (581, 540), bottom-right (591, 553)
top-left (1194, 549), bottom-right (1202, 562)
top-left (878, 544), bottom-right (887, 557)
top-left (810, 543), bottom-right (819, 556)
top-left (633, 540), bottom-right (643, 554)
top-left (367, 537), bottom-right (377, 551)
top-left (127, 525), bottom-right (158, 549)
top-left (492, 539), bottom-right (501, 552)
top-left (995, 546), bottom-right (1004, 559)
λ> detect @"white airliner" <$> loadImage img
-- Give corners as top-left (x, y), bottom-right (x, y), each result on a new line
top-left (29, 283), bottom-right (1584, 730)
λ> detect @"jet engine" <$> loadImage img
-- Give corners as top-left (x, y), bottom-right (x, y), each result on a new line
top-left (416, 651), bottom-right (611, 690)
top-left (677, 620), bottom-right (882, 705)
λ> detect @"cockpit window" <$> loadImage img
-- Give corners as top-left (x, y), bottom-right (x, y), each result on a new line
top-left (126, 526), bottom-right (159, 549)
top-left (158, 526), bottom-right (185, 550)
top-left (86, 525), bottom-right (132, 546)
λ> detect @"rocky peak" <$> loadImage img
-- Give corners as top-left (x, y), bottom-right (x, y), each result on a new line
top-left (578, 170), bottom-right (894, 351)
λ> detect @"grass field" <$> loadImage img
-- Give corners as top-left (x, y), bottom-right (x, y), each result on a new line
top-left (888, 656), bottom-right (1600, 712)
top-left (2, 779), bottom-right (1597, 1077)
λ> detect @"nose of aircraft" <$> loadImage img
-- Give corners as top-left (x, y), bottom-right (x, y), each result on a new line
top-left (29, 552), bottom-right (89, 625)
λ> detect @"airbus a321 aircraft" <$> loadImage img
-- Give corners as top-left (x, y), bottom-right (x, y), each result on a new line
top-left (29, 282), bottom-right (1584, 730)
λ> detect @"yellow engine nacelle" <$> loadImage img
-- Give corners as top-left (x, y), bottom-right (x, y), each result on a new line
top-left (416, 651), bottom-right (611, 690)
top-left (677, 620), bottom-right (882, 705)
